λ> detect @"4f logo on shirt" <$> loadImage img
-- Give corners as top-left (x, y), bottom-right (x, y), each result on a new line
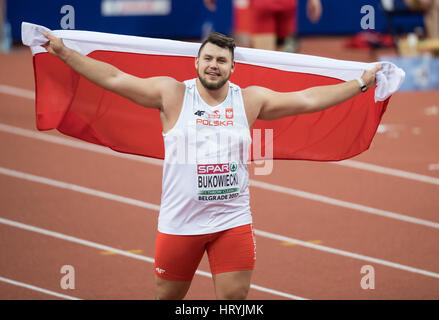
top-left (225, 108), bottom-right (234, 119)
top-left (195, 108), bottom-right (234, 126)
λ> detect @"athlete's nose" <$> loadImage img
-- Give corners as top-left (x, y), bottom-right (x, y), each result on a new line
top-left (208, 59), bottom-right (219, 70)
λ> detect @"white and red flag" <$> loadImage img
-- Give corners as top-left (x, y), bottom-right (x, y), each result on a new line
top-left (21, 22), bottom-right (404, 161)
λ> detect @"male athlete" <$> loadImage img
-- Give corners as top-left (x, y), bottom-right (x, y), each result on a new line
top-left (42, 31), bottom-right (380, 300)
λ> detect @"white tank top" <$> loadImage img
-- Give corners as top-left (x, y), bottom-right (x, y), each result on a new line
top-left (158, 79), bottom-right (253, 235)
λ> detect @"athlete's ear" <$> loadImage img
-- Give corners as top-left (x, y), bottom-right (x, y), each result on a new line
top-left (195, 56), bottom-right (199, 71)
top-left (231, 60), bottom-right (235, 73)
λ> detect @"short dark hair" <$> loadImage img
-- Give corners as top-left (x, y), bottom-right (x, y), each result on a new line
top-left (198, 32), bottom-right (236, 61)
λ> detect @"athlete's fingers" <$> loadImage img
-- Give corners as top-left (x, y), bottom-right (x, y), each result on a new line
top-left (372, 64), bottom-right (382, 74)
top-left (41, 33), bottom-right (54, 49)
top-left (43, 32), bottom-right (55, 41)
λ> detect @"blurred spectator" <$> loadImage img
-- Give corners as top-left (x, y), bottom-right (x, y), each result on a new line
top-left (404, 0), bottom-right (438, 39)
top-left (204, 0), bottom-right (322, 51)
top-left (0, 0), bottom-right (5, 51)
top-left (0, 0), bottom-right (11, 52)
top-left (383, 0), bottom-right (438, 39)
top-left (250, 0), bottom-right (321, 51)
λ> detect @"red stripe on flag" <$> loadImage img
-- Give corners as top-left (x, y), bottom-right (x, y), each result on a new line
top-left (33, 50), bottom-right (389, 161)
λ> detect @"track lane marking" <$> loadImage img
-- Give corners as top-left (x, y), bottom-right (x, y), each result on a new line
top-left (249, 179), bottom-right (439, 229)
top-left (1, 123), bottom-right (438, 229)
top-left (253, 229), bottom-right (439, 279)
top-left (1, 166), bottom-right (438, 279)
top-left (0, 123), bottom-right (163, 166)
top-left (101, 249), bottom-right (143, 255)
top-left (0, 276), bottom-right (81, 300)
top-left (0, 166), bottom-right (161, 211)
top-left (330, 159), bottom-right (439, 186)
top-left (0, 85), bottom-right (35, 100)
top-left (282, 240), bottom-right (322, 246)
top-left (0, 217), bottom-right (307, 300)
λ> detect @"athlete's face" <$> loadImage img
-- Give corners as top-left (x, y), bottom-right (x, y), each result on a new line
top-left (196, 43), bottom-right (235, 90)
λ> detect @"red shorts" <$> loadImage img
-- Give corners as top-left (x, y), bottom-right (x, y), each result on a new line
top-left (251, 2), bottom-right (297, 39)
top-left (154, 224), bottom-right (256, 282)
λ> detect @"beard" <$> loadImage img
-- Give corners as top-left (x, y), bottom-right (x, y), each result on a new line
top-left (197, 69), bottom-right (231, 90)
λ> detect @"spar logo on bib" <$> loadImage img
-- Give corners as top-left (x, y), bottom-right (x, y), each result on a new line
top-left (197, 162), bottom-right (238, 174)
top-left (197, 162), bottom-right (240, 201)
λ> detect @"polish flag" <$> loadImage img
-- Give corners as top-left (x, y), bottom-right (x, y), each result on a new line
top-left (21, 22), bottom-right (404, 161)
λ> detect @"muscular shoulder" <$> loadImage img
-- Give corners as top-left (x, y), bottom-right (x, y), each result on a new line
top-left (158, 77), bottom-right (186, 130)
top-left (241, 86), bottom-right (269, 128)
top-left (154, 76), bottom-right (185, 110)
top-left (242, 85), bottom-right (273, 111)
top-left (242, 86), bottom-right (272, 102)
top-left (154, 76), bottom-right (185, 97)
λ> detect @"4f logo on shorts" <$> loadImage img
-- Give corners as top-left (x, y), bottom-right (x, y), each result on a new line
top-left (155, 267), bottom-right (165, 274)
top-left (225, 108), bottom-right (234, 119)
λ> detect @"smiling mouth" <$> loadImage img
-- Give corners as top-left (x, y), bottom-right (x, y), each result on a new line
top-left (206, 72), bottom-right (220, 77)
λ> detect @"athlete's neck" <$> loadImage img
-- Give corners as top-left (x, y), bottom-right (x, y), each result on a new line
top-left (195, 78), bottom-right (229, 107)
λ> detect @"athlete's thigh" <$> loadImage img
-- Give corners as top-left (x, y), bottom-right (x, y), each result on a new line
top-left (154, 275), bottom-right (192, 300)
top-left (212, 270), bottom-right (253, 300)
top-left (274, 9), bottom-right (294, 40)
top-left (154, 231), bottom-right (208, 298)
top-left (206, 224), bottom-right (256, 274)
top-left (206, 224), bottom-right (256, 299)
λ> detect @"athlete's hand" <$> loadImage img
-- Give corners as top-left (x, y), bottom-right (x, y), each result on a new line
top-left (361, 65), bottom-right (382, 90)
top-left (41, 33), bottom-right (70, 60)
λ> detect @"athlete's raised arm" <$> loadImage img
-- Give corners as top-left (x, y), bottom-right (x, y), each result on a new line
top-left (41, 33), bottom-right (181, 109)
top-left (245, 65), bottom-right (381, 121)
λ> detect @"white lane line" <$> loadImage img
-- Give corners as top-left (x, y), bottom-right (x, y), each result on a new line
top-left (1, 166), bottom-right (438, 280)
top-left (0, 123), bottom-right (163, 166)
top-left (0, 217), bottom-right (306, 300)
top-left (1, 123), bottom-right (438, 229)
top-left (331, 159), bottom-right (439, 186)
top-left (0, 276), bottom-right (81, 300)
top-left (0, 85), bottom-right (34, 100)
top-left (254, 230), bottom-right (439, 279)
top-left (249, 180), bottom-right (439, 230)
top-left (0, 166), bottom-right (160, 212)
top-left (2, 81), bottom-right (439, 187)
